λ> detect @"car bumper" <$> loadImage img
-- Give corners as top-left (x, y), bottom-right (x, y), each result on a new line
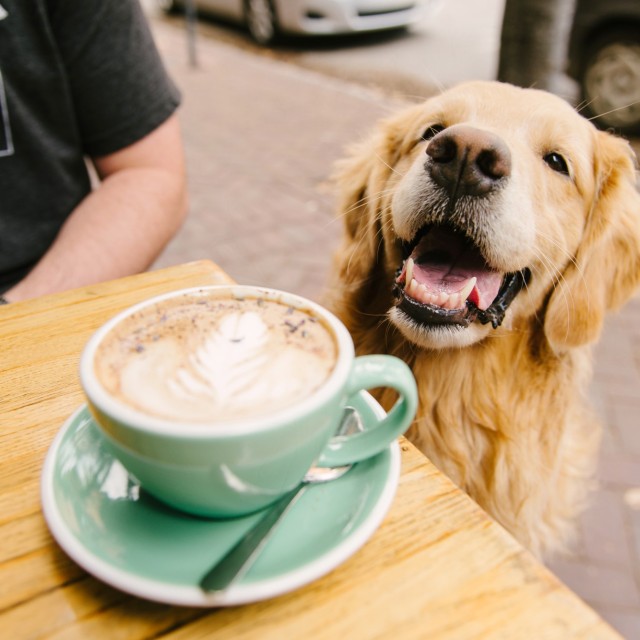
top-left (274, 0), bottom-right (432, 35)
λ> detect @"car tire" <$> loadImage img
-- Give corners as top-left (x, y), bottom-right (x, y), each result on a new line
top-left (244, 0), bottom-right (279, 46)
top-left (579, 26), bottom-right (640, 135)
top-left (157, 0), bottom-right (182, 14)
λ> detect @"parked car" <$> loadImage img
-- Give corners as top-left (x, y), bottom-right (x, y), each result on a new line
top-left (158, 0), bottom-right (432, 46)
top-left (567, 0), bottom-right (640, 135)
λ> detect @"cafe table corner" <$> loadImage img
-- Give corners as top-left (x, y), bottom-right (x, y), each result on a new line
top-left (0, 260), bottom-right (623, 639)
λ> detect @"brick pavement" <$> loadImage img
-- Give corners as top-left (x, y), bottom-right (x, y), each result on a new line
top-left (152, 18), bottom-right (405, 302)
top-left (148, 16), bottom-right (640, 639)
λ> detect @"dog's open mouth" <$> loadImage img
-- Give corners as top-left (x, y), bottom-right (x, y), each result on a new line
top-left (393, 225), bottom-right (529, 329)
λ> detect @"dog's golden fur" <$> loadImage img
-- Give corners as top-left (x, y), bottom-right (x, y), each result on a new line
top-left (326, 81), bottom-right (640, 557)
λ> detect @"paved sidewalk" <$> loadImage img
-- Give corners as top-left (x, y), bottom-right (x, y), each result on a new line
top-left (148, 16), bottom-right (640, 639)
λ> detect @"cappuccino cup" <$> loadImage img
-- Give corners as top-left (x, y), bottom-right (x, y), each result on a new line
top-left (80, 285), bottom-right (417, 517)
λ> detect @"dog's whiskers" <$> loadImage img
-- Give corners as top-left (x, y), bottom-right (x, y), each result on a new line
top-left (574, 97), bottom-right (597, 116)
top-left (342, 204), bottom-right (399, 279)
top-left (534, 227), bottom-right (591, 306)
top-left (330, 185), bottom-right (400, 226)
top-left (373, 151), bottom-right (404, 177)
top-left (530, 244), bottom-right (585, 346)
top-left (586, 98), bottom-right (640, 125)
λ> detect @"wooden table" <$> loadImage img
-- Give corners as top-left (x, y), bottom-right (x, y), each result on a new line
top-left (0, 260), bottom-right (621, 639)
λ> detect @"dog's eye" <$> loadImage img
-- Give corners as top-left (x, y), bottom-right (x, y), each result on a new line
top-left (421, 125), bottom-right (445, 141)
top-left (543, 152), bottom-right (570, 175)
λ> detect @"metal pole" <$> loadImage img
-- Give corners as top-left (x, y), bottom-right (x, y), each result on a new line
top-left (184, 0), bottom-right (197, 68)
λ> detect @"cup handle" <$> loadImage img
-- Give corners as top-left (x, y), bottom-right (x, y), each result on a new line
top-left (316, 355), bottom-right (417, 467)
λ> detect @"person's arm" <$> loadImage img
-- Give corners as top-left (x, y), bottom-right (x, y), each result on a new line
top-left (3, 113), bottom-right (188, 302)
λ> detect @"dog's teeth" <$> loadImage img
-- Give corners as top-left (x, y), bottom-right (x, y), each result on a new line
top-left (413, 279), bottom-right (427, 303)
top-left (458, 277), bottom-right (477, 301)
top-left (405, 277), bottom-right (469, 310)
top-left (409, 279), bottom-right (430, 305)
top-left (406, 258), bottom-right (414, 285)
top-left (447, 293), bottom-right (461, 309)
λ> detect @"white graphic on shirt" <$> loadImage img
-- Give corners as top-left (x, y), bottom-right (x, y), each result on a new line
top-left (0, 70), bottom-right (14, 157)
top-left (0, 5), bottom-right (7, 21)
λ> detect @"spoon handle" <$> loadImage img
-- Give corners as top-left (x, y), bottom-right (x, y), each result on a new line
top-left (200, 407), bottom-right (360, 593)
top-left (199, 484), bottom-right (305, 592)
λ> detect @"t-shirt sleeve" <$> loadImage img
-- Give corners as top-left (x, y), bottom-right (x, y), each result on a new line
top-left (49, 0), bottom-right (181, 157)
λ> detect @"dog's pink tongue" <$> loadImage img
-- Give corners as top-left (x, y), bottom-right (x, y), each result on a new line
top-left (410, 230), bottom-right (503, 310)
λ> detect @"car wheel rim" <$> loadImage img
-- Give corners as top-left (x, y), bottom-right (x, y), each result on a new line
top-left (247, 0), bottom-right (275, 43)
top-left (584, 42), bottom-right (640, 129)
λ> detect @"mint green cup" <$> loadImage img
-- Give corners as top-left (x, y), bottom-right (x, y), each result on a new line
top-left (79, 285), bottom-right (417, 518)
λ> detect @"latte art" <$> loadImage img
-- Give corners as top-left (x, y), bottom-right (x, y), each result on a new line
top-left (95, 294), bottom-right (337, 422)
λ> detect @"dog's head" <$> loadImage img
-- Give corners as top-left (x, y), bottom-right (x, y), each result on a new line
top-left (332, 81), bottom-right (640, 352)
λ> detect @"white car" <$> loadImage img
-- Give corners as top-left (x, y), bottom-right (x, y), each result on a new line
top-left (159, 0), bottom-right (432, 45)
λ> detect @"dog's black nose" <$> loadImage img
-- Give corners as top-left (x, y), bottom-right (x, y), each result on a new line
top-left (426, 125), bottom-right (511, 197)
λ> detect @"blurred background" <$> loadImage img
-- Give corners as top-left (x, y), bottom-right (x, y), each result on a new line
top-left (141, 1), bottom-right (640, 636)
top-left (151, 0), bottom-right (640, 134)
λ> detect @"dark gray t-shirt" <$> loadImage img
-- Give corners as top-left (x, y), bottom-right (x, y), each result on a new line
top-left (0, 0), bottom-right (181, 291)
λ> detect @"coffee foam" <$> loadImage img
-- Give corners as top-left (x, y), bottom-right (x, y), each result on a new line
top-left (94, 295), bottom-right (337, 422)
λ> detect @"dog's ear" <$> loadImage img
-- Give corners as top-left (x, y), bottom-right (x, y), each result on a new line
top-left (333, 137), bottom-right (383, 283)
top-left (332, 103), bottom-right (427, 289)
top-left (544, 132), bottom-right (640, 351)
top-left (331, 121), bottom-right (401, 290)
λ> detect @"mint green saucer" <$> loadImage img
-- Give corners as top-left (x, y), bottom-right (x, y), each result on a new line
top-left (41, 392), bottom-right (400, 606)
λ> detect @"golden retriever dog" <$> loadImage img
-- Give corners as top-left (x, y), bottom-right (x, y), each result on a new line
top-left (326, 81), bottom-right (640, 557)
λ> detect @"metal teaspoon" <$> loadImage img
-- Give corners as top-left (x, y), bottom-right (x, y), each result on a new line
top-left (199, 406), bottom-right (363, 593)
